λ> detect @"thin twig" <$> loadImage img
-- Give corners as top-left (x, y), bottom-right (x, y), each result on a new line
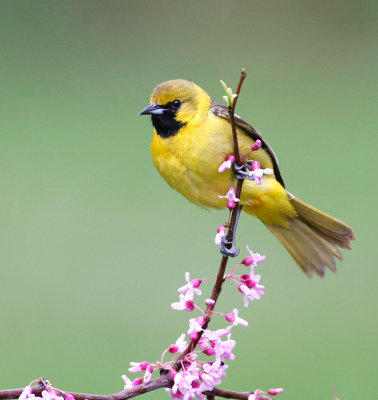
top-left (225, 69), bottom-right (247, 253)
top-left (174, 69), bottom-right (247, 368)
top-left (230, 68), bottom-right (247, 167)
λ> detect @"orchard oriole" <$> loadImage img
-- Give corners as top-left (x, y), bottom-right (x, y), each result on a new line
top-left (139, 79), bottom-right (355, 277)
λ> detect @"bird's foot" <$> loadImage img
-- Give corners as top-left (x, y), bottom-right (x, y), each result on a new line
top-left (233, 163), bottom-right (251, 180)
top-left (220, 237), bottom-right (240, 257)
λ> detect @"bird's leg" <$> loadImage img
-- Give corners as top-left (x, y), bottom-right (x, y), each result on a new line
top-left (220, 205), bottom-right (243, 257)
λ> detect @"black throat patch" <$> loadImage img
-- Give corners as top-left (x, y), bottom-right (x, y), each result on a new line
top-left (151, 112), bottom-right (186, 138)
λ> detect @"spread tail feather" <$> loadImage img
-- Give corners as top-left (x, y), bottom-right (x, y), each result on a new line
top-left (265, 196), bottom-right (355, 277)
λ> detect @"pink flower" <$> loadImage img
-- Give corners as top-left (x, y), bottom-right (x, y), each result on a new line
top-left (225, 308), bottom-right (248, 327)
top-left (200, 360), bottom-right (228, 388)
top-left (188, 316), bottom-right (206, 340)
top-left (169, 362), bottom-right (202, 400)
top-left (171, 294), bottom-right (196, 311)
top-left (215, 225), bottom-right (226, 246)
top-left (238, 273), bottom-right (265, 307)
top-left (65, 395), bottom-right (75, 400)
top-left (267, 388), bottom-right (284, 395)
top-left (177, 272), bottom-right (202, 299)
top-left (203, 328), bottom-right (230, 341)
top-left (218, 187), bottom-right (240, 209)
top-left (247, 161), bottom-right (273, 185)
top-left (41, 391), bottom-right (64, 400)
top-left (143, 364), bottom-right (154, 383)
top-left (129, 361), bottom-right (150, 372)
top-left (213, 334), bottom-right (236, 361)
top-left (19, 386), bottom-right (34, 400)
top-left (242, 246), bottom-right (266, 267)
top-left (197, 337), bottom-right (211, 350)
top-left (168, 333), bottom-right (188, 354)
top-left (218, 155), bottom-right (235, 173)
top-left (248, 390), bottom-right (267, 400)
top-left (122, 374), bottom-right (133, 389)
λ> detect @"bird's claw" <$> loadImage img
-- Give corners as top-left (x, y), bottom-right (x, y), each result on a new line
top-left (220, 237), bottom-right (240, 257)
top-left (233, 163), bottom-right (250, 180)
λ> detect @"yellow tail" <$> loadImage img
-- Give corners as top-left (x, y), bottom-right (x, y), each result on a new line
top-left (265, 196), bottom-right (355, 277)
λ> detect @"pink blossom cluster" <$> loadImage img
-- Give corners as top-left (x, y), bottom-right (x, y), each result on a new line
top-left (168, 359), bottom-right (229, 400)
top-left (122, 327), bottom-right (236, 399)
top-left (163, 326), bottom-right (236, 400)
top-left (122, 361), bottom-right (155, 387)
top-left (245, 140), bottom-right (273, 185)
top-left (237, 246), bottom-right (266, 307)
top-left (122, 248), bottom-right (269, 400)
top-left (17, 133), bottom-right (284, 400)
top-left (19, 385), bottom-right (74, 400)
top-left (17, 247), bottom-right (280, 400)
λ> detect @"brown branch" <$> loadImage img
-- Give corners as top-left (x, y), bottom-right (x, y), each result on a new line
top-left (0, 376), bottom-right (172, 400)
top-left (224, 69), bottom-right (247, 254)
top-left (206, 387), bottom-right (252, 400)
top-left (0, 379), bottom-right (254, 400)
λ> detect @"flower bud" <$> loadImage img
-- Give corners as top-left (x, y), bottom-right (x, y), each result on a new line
top-left (268, 388), bottom-right (284, 395)
top-left (242, 257), bottom-right (255, 266)
top-left (132, 377), bottom-right (143, 386)
top-left (227, 199), bottom-right (236, 209)
top-left (139, 361), bottom-right (149, 370)
top-left (205, 298), bottom-right (215, 307)
top-left (225, 313), bottom-right (235, 323)
top-left (168, 345), bottom-right (179, 353)
top-left (251, 140), bottom-right (262, 151)
top-left (191, 279), bottom-right (202, 288)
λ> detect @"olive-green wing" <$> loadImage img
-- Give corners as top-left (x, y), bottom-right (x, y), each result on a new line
top-left (210, 101), bottom-right (285, 187)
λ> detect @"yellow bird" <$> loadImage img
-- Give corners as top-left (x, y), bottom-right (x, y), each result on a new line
top-left (139, 79), bottom-right (355, 277)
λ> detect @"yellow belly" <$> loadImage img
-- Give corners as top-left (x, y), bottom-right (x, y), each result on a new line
top-left (151, 115), bottom-right (296, 226)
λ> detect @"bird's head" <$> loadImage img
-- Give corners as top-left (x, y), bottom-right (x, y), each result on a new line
top-left (139, 79), bottom-right (211, 138)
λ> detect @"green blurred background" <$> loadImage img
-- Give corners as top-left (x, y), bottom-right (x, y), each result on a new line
top-left (0, 1), bottom-right (377, 399)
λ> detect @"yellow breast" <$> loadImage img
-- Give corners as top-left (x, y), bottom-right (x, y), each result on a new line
top-left (150, 110), bottom-right (292, 221)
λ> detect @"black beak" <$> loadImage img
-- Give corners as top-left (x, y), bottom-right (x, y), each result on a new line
top-left (138, 102), bottom-right (167, 116)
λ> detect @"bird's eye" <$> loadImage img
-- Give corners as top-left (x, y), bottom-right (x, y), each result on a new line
top-left (172, 99), bottom-right (182, 109)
